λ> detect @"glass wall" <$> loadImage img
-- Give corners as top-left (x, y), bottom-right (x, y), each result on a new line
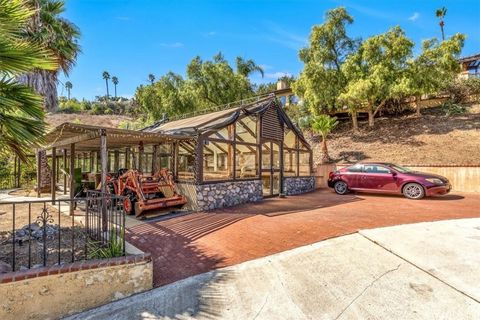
top-left (235, 144), bottom-right (258, 179)
top-left (178, 142), bottom-right (195, 181)
top-left (283, 129), bottom-right (311, 177)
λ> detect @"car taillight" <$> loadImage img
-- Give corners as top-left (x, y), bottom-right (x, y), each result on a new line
top-left (328, 171), bottom-right (334, 179)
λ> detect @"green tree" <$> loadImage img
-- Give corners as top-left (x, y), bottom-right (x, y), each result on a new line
top-left (396, 34), bottom-right (465, 116)
top-left (0, 0), bottom-right (58, 159)
top-left (135, 72), bottom-right (195, 121)
top-left (186, 52), bottom-right (255, 108)
top-left (65, 81), bottom-right (72, 99)
top-left (112, 76), bottom-right (119, 98)
top-left (436, 7), bottom-right (447, 41)
top-left (293, 7), bottom-right (359, 128)
top-left (340, 26), bottom-right (414, 128)
top-left (148, 73), bottom-right (155, 84)
top-left (235, 57), bottom-right (264, 78)
top-left (311, 115), bottom-right (338, 163)
top-left (19, 0), bottom-right (81, 112)
top-left (102, 71), bottom-right (110, 98)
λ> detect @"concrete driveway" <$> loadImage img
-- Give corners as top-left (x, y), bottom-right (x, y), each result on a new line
top-left (70, 218), bottom-right (480, 319)
top-left (125, 189), bottom-right (480, 287)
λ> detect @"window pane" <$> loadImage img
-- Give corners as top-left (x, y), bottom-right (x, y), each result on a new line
top-left (158, 144), bottom-right (171, 154)
top-left (272, 143), bottom-right (280, 169)
top-left (347, 164), bottom-right (363, 172)
top-left (284, 149), bottom-right (298, 176)
top-left (299, 140), bottom-right (309, 150)
top-left (363, 165), bottom-right (391, 174)
top-left (299, 151), bottom-right (311, 176)
top-left (261, 143), bottom-right (271, 169)
top-left (284, 130), bottom-right (297, 149)
top-left (160, 156), bottom-right (171, 170)
top-left (203, 141), bottom-right (233, 181)
top-left (235, 116), bottom-right (257, 143)
top-left (235, 144), bottom-right (258, 179)
top-left (178, 142), bottom-right (195, 181)
top-left (208, 125), bottom-right (233, 140)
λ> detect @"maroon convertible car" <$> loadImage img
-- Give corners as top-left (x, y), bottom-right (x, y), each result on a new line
top-left (328, 162), bottom-right (451, 199)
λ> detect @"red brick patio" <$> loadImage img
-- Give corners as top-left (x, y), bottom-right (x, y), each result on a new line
top-left (126, 189), bottom-right (480, 287)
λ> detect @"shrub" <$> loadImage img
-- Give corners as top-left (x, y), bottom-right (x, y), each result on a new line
top-left (440, 101), bottom-right (467, 116)
top-left (444, 78), bottom-right (480, 104)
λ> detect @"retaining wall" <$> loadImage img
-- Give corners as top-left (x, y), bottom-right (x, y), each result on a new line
top-left (0, 254), bottom-right (153, 320)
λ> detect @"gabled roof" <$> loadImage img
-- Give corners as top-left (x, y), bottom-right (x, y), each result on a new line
top-left (142, 95), bottom-right (309, 145)
top-left (458, 53), bottom-right (480, 63)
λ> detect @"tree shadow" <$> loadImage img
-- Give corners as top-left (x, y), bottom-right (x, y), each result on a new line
top-left (334, 151), bottom-right (370, 163)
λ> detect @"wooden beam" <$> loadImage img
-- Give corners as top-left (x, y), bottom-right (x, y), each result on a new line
top-left (48, 131), bottom-right (100, 149)
top-left (114, 150), bottom-right (120, 172)
top-left (125, 147), bottom-right (131, 168)
top-left (51, 147), bottom-right (56, 204)
top-left (152, 145), bottom-right (158, 173)
top-left (100, 130), bottom-right (107, 193)
top-left (69, 143), bottom-right (75, 215)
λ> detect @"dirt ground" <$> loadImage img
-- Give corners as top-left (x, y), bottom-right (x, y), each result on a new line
top-left (309, 104), bottom-right (480, 165)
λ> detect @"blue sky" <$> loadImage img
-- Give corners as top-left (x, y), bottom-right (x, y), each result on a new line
top-left (59, 0), bottom-right (480, 100)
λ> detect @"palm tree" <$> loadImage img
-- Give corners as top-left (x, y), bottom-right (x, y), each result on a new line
top-left (102, 71), bottom-right (110, 98)
top-left (18, 0), bottom-right (81, 112)
top-left (65, 81), bottom-right (72, 99)
top-left (148, 74), bottom-right (155, 84)
top-left (112, 76), bottom-right (118, 98)
top-left (235, 57), bottom-right (264, 78)
top-left (436, 7), bottom-right (447, 41)
top-left (0, 0), bottom-right (58, 160)
top-left (311, 115), bottom-right (338, 163)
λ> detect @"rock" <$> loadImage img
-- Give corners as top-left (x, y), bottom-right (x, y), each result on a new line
top-left (0, 261), bottom-right (11, 273)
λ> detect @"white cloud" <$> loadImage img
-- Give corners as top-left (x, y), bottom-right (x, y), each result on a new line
top-left (259, 64), bottom-right (273, 71)
top-left (265, 71), bottom-right (292, 79)
top-left (263, 21), bottom-right (307, 50)
top-left (202, 31), bottom-right (217, 37)
top-left (159, 42), bottom-right (184, 48)
top-left (408, 12), bottom-right (420, 21)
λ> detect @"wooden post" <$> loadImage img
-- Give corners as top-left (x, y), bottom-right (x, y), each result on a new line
top-left (100, 129), bottom-right (108, 231)
top-left (63, 149), bottom-right (67, 195)
top-left (69, 144), bottom-right (75, 215)
top-left (114, 150), bottom-right (119, 172)
top-left (36, 150), bottom-right (41, 198)
top-left (51, 147), bottom-right (56, 204)
top-left (56, 153), bottom-right (60, 185)
top-left (90, 152), bottom-right (94, 172)
top-left (138, 142), bottom-right (144, 173)
top-left (152, 145), bottom-right (158, 173)
top-left (125, 147), bottom-right (131, 168)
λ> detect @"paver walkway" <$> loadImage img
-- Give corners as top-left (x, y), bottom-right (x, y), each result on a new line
top-left (126, 189), bottom-right (480, 287)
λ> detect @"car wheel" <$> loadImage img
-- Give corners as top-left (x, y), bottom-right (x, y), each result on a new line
top-left (403, 183), bottom-right (425, 200)
top-left (334, 181), bottom-right (349, 195)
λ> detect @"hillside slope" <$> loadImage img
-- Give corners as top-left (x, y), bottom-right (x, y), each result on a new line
top-left (309, 105), bottom-right (480, 165)
top-left (45, 113), bottom-right (132, 130)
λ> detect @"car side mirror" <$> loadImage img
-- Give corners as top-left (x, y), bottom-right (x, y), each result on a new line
top-left (391, 171), bottom-right (397, 177)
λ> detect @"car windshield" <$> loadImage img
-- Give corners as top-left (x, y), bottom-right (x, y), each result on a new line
top-left (388, 164), bottom-right (412, 173)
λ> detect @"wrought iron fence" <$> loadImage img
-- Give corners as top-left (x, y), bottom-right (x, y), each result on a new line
top-left (0, 192), bottom-right (125, 273)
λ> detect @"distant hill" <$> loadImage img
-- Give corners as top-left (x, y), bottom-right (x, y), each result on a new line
top-left (309, 104), bottom-right (480, 165)
top-left (45, 113), bottom-right (133, 130)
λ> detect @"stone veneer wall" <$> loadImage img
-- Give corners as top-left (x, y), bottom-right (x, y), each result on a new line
top-left (283, 176), bottom-right (316, 195)
top-left (196, 180), bottom-right (263, 211)
top-left (0, 254), bottom-right (152, 320)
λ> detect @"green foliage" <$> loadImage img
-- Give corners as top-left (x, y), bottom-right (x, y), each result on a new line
top-left (87, 230), bottom-right (124, 259)
top-left (339, 26), bottom-right (414, 126)
top-left (134, 52), bottom-right (260, 122)
top-left (294, 7), bottom-right (358, 115)
top-left (310, 115), bottom-right (339, 138)
top-left (444, 78), bottom-right (480, 104)
top-left (440, 102), bottom-right (467, 116)
top-left (0, 0), bottom-right (60, 160)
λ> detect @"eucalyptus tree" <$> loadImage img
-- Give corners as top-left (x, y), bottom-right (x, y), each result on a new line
top-left (293, 7), bottom-right (359, 130)
top-left (395, 34), bottom-right (465, 116)
top-left (436, 7), bottom-right (447, 41)
top-left (19, 0), bottom-right (81, 112)
top-left (65, 81), bottom-right (72, 99)
top-left (102, 71), bottom-right (110, 98)
top-left (339, 26), bottom-right (414, 128)
top-left (0, 0), bottom-right (58, 159)
top-left (112, 76), bottom-right (119, 98)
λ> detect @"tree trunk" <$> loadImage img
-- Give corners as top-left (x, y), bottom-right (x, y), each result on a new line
top-left (17, 70), bottom-right (59, 112)
top-left (105, 80), bottom-right (109, 98)
top-left (415, 95), bottom-right (422, 116)
top-left (321, 137), bottom-right (330, 164)
top-left (351, 110), bottom-right (358, 133)
top-left (367, 107), bottom-right (374, 128)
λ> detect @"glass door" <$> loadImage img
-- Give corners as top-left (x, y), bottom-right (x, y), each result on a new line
top-left (261, 141), bottom-right (281, 196)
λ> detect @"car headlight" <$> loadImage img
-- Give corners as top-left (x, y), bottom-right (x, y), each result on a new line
top-left (425, 178), bottom-right (444, 185)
